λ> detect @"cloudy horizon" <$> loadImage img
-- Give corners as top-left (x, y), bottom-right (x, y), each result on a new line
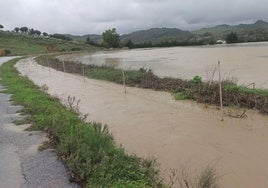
top-left (1, 0), bottom-right (268, 35)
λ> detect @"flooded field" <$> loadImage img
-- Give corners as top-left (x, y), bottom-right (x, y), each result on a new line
top-left (62, 42), bottom-right (268, 88)
top-left (17, 58), bottom-right (268, 188)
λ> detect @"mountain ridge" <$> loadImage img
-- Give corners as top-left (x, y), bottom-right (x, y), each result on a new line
top-left (66, 20), bottom-right (268, 44)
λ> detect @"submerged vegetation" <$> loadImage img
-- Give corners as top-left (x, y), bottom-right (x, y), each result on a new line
top-left (168, 166), bottom-right (218, 188)
top-left (36, 55), bottom-right (268, 115)
top-left (0, 58), bottom-right (164, 187)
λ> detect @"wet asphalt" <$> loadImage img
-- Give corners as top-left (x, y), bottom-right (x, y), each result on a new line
top-left (0, 57), bottom-right (79, 188)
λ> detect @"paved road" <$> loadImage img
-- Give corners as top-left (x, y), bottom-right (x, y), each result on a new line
top-left (0, 57), bottom-right (79, 188)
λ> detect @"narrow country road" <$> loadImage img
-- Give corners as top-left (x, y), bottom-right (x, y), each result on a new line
top-left (0, 57), bottom-right (79, 188)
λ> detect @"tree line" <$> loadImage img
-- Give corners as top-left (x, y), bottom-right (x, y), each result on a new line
top-left (13, 26), bottom-right (72, 41)
top-left (13, 26), bottom-right (47, 36)
top-left (0, 24), bottom-right (72, 41)
top-left (87, 28), bottom-right (241, 49)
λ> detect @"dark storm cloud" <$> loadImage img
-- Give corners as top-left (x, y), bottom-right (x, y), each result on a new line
top-left (1, 0), bottom-right (268, 35)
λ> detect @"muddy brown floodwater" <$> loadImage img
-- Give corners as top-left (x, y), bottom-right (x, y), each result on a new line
top-left (61, 42), bottom-right (268, 89)
top-left (17, 58), bottom-right (268, 188)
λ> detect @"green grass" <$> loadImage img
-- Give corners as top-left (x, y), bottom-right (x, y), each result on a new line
top-left (0, 31), bottom-right (98, 55)
top-left (0, 58), bottom-right (164, 188)
top-left (173, 91), bottom-right (190, 100)
top-left (36, 55), bottom-right (148, 86)
top-left (224, 84), bottom-right (268, 96)
top-left (86, 66), bottom-right (147, 85)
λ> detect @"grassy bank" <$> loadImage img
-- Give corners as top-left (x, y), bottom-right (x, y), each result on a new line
top-left (0, 31), bottom-right (98, 55)
top-left (0, 58), bottom-right (164, 188)
top-left (36, 55), bottom-right (268, 115)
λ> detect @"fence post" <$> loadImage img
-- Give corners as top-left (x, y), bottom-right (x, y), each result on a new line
top-left (62, 58), bottom-right (66, 73)
top-left (82, 63), bottom-right (85, 82)
top-left (218, 61), bottom-right (223, 121)
top-left (46, 56), bottom-right (51, 75)
top-left (122, 68), bottom-right (126, 94)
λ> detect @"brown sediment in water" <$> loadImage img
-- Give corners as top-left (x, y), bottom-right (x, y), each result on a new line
top-left (36, 55), bottom-right (268, 115)
top-left (60, 43), bottom-right (268, 88)
top-left (17, 58), bottom-right (268, 188)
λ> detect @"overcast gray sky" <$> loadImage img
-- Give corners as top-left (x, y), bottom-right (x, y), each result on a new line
top-left (1, 0), bottom-right (268, 35)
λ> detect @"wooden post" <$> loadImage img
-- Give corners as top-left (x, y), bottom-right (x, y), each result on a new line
top-left (46, 56), bottom-right (51, 75)
top-left (62, 58), bottom-right (66, 73)
top-left (218, 61), bottom-right (223, 121)
top-left (82, 63), bottom-right (85, 82)
top-left (122, 68), bottom-right (126, 94)
top-left (33, 58), bottom-right (37, 68)
top-left (28, 59), bottom-right (31, 73)
top-left (88, 53), bottom-right (91, 64)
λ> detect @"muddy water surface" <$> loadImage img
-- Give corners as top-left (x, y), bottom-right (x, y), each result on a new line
top-left (62, 42), bottom-right (268, 88)
top-left (17, 58), bottom-right (268, 188)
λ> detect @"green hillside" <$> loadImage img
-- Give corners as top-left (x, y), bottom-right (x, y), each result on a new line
top-left (66, 20), bottom-right (268, 46)
top-left (120, 28), bottom-right (193, 44)
top-left (64, 34), bottom-right (102, 44)
top-left (194, 20), bottom-right (268, 42)
top-left (0, 31), bottom-right (97, 56)
top-left (66, 28), bottom-right (194, 45)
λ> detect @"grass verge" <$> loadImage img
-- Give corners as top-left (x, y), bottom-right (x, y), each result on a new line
top-left (0, 58), bottom-right (164, 188)
top-left (36, 55), bottom-right (268, 115)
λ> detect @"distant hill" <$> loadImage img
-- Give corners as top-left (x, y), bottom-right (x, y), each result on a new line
top-left (65, 20), bottom-right (268, 46)
top-left (194, 20), bottom-right (268, 42)
top-left (64, 34), bottom-right (102, 43)
top-left (66, 28), bottom-right (193, 45)
top-left (120, 28), bottom-right (193, 44)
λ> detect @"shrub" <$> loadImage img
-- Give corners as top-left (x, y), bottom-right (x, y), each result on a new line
top-left (174, 91), bottom-right (189, 100)
top-left (192, 75), bottom-right (202, 84)
top-left (4, 49), bottom-right (11, 55)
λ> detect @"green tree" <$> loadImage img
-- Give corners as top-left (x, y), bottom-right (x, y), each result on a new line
top-left (124, 39), bottom-right (134, 49)
top-left (20, 26), bottom-right (28, 33)
top-left (226, 32), bottom-right (238, 43)
top-left (34, 30), bottom-right (41, 36)
top-left (102, 28), bottom-right (120, 48)
top-left (14, 27), bottom-right (20, 33)
top-left (42, 32), bottom-right (48, 37)
top-left (50, 33), bottom-right (72, 41)
top-left (28, 28), bottom-right (34, 35)
top-left (86, 37), bottom-right (94, 45)
top-left (0, 24), bottom-right (3, 29)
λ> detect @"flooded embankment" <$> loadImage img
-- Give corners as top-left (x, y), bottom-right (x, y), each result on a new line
top-left (61, 42), bottom-right (268, 89)
top-left (17, 58), bottom-right (268, 188)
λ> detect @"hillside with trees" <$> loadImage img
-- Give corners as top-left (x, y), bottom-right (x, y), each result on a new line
top-left (0, 28), bottom-right (97, 56)
top-left (64, 20), bottom-right (268, 48)
top-left (120, 28), bottom-right (193, 44)
top-left (2, 19), bottom-right (268, 55)
top-left (194, 20), bottom-right (268, 42)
